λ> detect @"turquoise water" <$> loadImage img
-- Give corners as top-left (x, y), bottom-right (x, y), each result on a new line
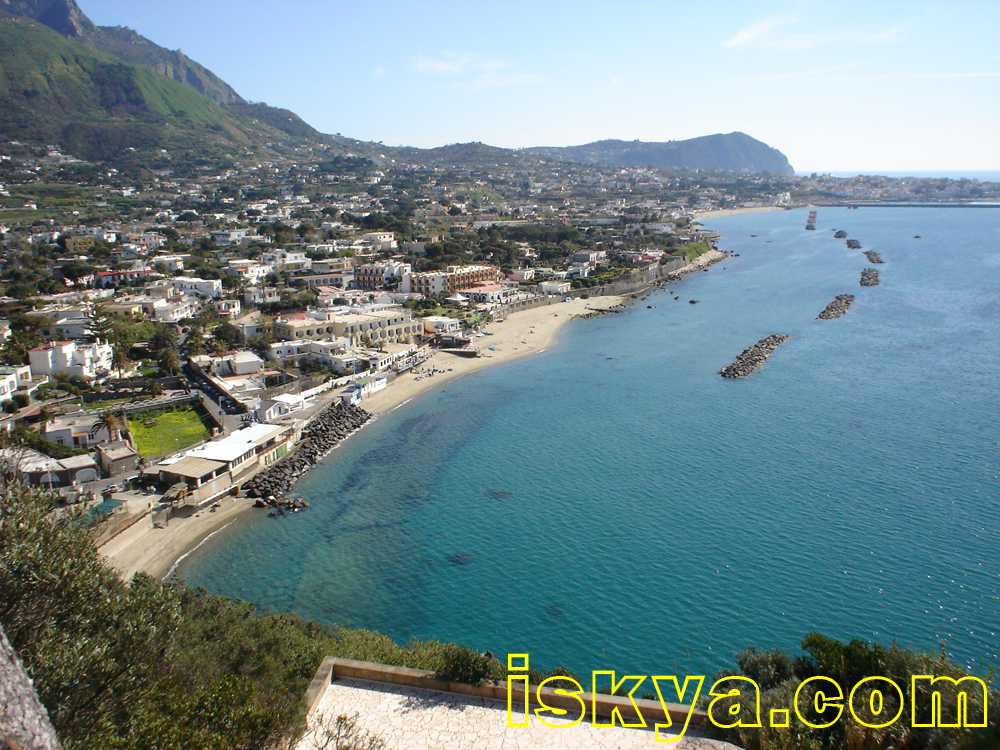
top-left (180, 207), bottom-right (1000, 679)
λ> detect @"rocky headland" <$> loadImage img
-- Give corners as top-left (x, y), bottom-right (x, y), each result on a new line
top-left (817, 294), bottom-right (855, 320)
top-left (719, 334), bottom-right (790, 378)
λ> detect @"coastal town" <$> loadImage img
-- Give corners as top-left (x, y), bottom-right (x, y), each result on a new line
top-left (1, 140), bottom-right (998, 578)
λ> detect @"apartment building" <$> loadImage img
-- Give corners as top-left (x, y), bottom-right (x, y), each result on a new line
top-left (401, 265), bottom-right (501, 296)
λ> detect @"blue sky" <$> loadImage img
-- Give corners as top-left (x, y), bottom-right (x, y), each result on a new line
top-left (80, 1), bottom-right (999, 172)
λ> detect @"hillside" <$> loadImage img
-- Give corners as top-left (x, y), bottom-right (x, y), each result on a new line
top-left (2, 0), bottom-right (243, 104)
top-left (0, 14), bottom-right (246, 161)
top-left (526, 132), bottom-right (795, 175)
top-left (0, 13), bottom-right (349, 167)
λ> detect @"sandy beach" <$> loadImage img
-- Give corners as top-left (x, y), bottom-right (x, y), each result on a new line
top-left (361, 295), bottom-right (625, 414)
top-left (101, 251), bottom-right (727, 580)
top-left (693, 206), bottom-right (783, 220)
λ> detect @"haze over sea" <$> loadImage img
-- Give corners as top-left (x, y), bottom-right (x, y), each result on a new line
top-left (180, 207), bottom-right (1000, 679)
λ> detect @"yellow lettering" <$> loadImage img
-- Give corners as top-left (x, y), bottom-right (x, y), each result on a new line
top-left (707, 677), bottom-right (762, 729)
top-left (534, 676), bottom-right (586, 728)
top-left (651, 675), bottom-right (704, 743)
top-left (911, 675), bottom-right (988, 728)
top-left (794, 676), bottom-right (844, 729)
top-left (506, 654), bottom-right (530, 728)
top-left (592, 671), bottom-right (648, 728)
top-left (848, 677), bottom-right (903, 729)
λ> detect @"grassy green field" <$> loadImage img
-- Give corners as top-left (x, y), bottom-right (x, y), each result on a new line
top-left (127, 406), bottom-right (214, 458)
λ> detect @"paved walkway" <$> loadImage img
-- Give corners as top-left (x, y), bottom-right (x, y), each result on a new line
top-left (298, 679), bottom-right (741, 750)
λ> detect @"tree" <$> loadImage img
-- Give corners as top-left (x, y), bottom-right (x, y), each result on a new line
top-left (97, 409), bottom-right (124, 443)
top-left (146, 378), bottom-right (164, 398)
top-left (211, 322), bottom-right (246, 352)
top-left (158, 348), bottom-right (180, 376)
top-left (185, 324), bottom-right (207, 356)
top-left (148, 324), bottom-right (178, 359)
top-left (111, 344), bottom-right (129, 379)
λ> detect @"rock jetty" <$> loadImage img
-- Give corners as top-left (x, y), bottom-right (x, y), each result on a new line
top-left (718, 335), bottom-right (790, 379)
top-left (863, 251), bottom-right (884, 264)
top-left (817, 294), bottom-right (855, 320)
top-left (860, 269), bottom-right (880, 286)
top-left (846, 239), bottom-right (862, 249)
top-left (834, 230), bottom-right (848, 239)
top-left (242, 402), bottom-right (372, 507)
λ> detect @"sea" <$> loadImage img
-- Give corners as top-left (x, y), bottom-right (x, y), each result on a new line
top-left (178, 206), bottom-right (1000, 680)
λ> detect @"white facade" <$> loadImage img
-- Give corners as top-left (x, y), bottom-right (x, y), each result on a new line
top-left (214, 299), bottom-right (242, 317)
top-left (361, 232), bottom-right (398, 250)
top-left (28, 341), bottom-right (113, 380)
top-left (261, 249), bottom-right (312, 273)
top-left (421, 316), bottom-right (462, 334)
top-left (169, 277), bottom-right (223, 298)
top-left (539, 281), bottom-right (572, 295)
top-left (225, 260), bottom-right (273, 285)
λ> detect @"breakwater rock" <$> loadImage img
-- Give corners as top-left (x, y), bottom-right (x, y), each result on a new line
top-left (242, 402), bottom-right (372, 505)
top-left (864, 251), bottom-right (884, 264)
top-left (861, 269), bottom-right (880, 286)
top-left (846, 239), bottom-right (862, 249)
top-left (834, 230), bottom-right (848, 239)
top-left (817, 294), bottom-right (855, 320)
top-left (719, 334), bottom-right (790, 378)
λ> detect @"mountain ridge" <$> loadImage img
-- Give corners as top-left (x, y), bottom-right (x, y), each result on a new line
top-left (0, 0), bottom-right (796, 175)
top-left (525, 133), bottom-right (795, 175)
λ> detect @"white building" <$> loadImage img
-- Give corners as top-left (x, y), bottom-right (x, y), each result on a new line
top-left (260, 249), bottom-right (312, 273)
top-left (169, 276), bottom-right (223, 298)
top-left (539, 281), bottom-right (572, 295)
top-left (421, 316), bottom-right (463, 335)
top-left (214, 299), bottom-right (242, 318)
top-left (225, 260), bottom-right (273, 285)
top-left (28, 341), bottom-right (113, 381)
top-left (361, 232), bottom-right (398, 250)
top-left (244, 287), bottom-right (281, 306)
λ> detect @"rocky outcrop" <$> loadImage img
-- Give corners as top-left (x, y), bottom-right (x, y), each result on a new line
top-left (719, 335), bottom-right (790, 378)
top-left (834, 230), bottom-right (848, 239)
top-left (242, 402), bottom-right (372, 506)
top-left (846, 239), bottom-right (862, 249)
top-left (817, 294), bottom-right (855, 320)
top-left (863, 251), bottom-right (884, 264)
top-left (860, 269), bottom-right (880, 286)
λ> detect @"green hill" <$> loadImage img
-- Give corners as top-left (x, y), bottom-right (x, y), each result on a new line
top-left (0, 13), bottom-right (310, 163)
top-left (526, 132), bottom-right (796, 175)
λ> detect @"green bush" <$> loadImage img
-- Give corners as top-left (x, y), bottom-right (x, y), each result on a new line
top-left (703, 636), bottom-right (998, 750)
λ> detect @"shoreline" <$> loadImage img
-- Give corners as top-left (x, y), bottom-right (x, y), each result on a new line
top-left (692, 206), bottom-right (782, 220)
top-left (101, 252), bottom-right (726, 581)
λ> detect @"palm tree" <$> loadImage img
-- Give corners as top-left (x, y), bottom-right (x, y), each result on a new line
top-left (111, 344), bottom-right (129, 379)
top-left (97, 409), bottom-right (124, 443)
top-left (146, 378), bottom-right (164, 397)
top-left (159, 348), bottom-right (180, 376)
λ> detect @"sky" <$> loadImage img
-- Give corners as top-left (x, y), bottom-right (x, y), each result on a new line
top-left (79, 0), bottom-right (1000, 173)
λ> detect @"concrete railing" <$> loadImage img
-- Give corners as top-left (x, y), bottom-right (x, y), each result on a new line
top-left (305, 657), bottom-right (708, 728)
